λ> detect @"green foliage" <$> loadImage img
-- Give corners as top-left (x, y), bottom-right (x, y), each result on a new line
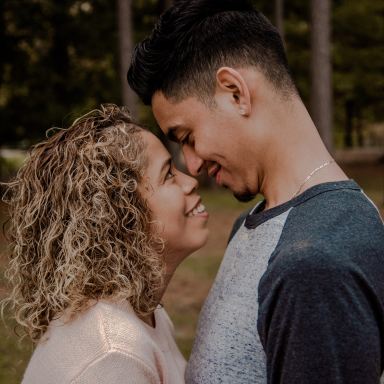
top-left (0, 0), bottom-right (382, 147)
top-left (0, 0), bottom-right (121, 146)
top-left (0, 308), bottom-right (32, 384)
top-left (257, 0), bottom-right (384, 140)
top-left (333, 1), bottom-right (384, 127)
top-left (0, 156), bottom-right (24, 180)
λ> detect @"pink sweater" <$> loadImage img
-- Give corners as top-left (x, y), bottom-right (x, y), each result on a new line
top-left (22, 300), bottom-right (186, 383)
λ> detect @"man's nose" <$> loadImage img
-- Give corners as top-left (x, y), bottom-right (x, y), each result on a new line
top-left (183, 146), bottom-right (204, 177)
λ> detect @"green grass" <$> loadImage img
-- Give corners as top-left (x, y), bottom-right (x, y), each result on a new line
top-left (0, 308), bottom-right (32, 384)
top-left (181, 252), bottom-right (222, 279)
top-left (0, 156), bottom-right (25, 181)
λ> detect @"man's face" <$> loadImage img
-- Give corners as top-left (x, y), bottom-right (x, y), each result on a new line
top-left (152, 91), bottom-right (258, 202)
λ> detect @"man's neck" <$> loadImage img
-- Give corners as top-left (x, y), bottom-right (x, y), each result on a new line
top-left (258, 99), bottom-right (348, 210)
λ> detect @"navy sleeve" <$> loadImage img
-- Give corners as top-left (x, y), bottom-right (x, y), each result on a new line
top-left (258, 247), bottom-right (383, 383)
top-left (257, 190), bottom-right (384, 384)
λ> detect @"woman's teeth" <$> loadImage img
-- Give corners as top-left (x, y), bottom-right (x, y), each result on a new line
top-left (187, 203), bottom-right (206, 217)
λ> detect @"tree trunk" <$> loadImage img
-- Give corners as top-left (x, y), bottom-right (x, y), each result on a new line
top-left (356, 107), bottom-right (364, 147)
top-left (117, 0), bottom-right (137, 118)
top-left (344, 99), bottom-right (354, 148)
top-left (50, 2), bottom-right (70, 105)
top-left (310, 0), bottom-right (333, 152)
top-left (274, 0), bottom-right (284, 42)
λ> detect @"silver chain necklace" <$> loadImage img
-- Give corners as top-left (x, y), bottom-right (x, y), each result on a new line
top-left (292, 159), bottom-right (335, 198)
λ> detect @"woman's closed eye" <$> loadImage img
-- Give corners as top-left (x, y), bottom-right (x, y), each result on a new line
top-left (165, 164), bottom-right (176, 181)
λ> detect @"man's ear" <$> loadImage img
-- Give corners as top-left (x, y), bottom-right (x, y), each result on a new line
top-left (215, 67), bottom-right (251, 117)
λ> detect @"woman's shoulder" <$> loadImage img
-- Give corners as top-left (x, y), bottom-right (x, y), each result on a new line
top-left (70, 299), bottom-right (168, 357)
top-left (22, 300), bottom-right (166, 383)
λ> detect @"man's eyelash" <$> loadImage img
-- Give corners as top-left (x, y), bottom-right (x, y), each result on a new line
top-left (181, 134), bottom-right (190, 145)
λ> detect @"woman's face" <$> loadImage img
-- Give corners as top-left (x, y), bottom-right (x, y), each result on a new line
top-left (139, 131), bottom-right (209, 273)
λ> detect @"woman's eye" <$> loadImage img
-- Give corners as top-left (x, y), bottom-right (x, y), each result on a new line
top-left (165, 168), bottom-right (175, 180)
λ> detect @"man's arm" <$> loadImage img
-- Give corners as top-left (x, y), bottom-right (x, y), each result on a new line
top-left (258, 247), bottom-right (383, 384)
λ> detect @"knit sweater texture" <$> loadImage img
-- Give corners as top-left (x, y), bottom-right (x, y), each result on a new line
top-left (22, 300), bottom-right (186, 384)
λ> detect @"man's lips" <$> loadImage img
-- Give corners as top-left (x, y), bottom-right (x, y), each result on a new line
top-left (208, 163), bottom-right (221, 178)
top-left (215, 168), bottom-right (221, 185)
top-left (207, 163), bottom-right (223, 185)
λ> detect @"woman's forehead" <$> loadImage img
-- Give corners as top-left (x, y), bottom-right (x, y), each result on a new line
top-left (140, 131), bottom-right (170, 172)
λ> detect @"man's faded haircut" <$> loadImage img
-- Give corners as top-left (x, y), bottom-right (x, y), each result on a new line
top-left (127, 0), bottom-right (296, 106)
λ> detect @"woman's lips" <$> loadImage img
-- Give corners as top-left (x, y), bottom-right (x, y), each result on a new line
top-left (186, 203), bottom-right (209, 219)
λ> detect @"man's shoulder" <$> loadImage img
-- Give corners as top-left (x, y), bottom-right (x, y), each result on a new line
top-left (280, 186), bottom-right (383, 249)
top-left (292, 184), bottom-right (381, 225)
top-left (264, 187), bottom-right (383, 284)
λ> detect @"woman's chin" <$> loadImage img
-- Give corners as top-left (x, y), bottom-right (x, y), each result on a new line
top-left (165, 229), bottom-right (210, 264)
top-left (191, 229), bottom-right (210, 251)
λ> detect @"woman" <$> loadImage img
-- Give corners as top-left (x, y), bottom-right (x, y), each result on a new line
top-left (2, 104), bottom-right (209, 383)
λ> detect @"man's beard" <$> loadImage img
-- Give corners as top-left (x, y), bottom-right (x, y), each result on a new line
top-left (233, 190), bottom-right (256, 202)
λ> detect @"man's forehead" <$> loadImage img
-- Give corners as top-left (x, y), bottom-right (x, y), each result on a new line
top-left (152, 91), bottom-right (202, 115)
top-left (151, 90), bottom-right (170, 108)
top-left (152, 92), bottom-right (177, 126)
top-left (152, 92), bottom-right (191, 133)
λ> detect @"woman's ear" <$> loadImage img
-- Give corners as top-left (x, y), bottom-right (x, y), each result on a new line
top-left (215, 67), bottom-right (251, 117)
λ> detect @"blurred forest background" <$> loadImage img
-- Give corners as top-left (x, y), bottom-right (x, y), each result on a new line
top-left (0, 0), bottom-right (383, 152)
top-left (0, 0), bottom-right (383, 382)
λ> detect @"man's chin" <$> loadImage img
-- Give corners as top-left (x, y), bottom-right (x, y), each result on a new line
top-left (233, 191), bottom-right (256, 203)
top-left (221, 181), bottom-right (256, 202)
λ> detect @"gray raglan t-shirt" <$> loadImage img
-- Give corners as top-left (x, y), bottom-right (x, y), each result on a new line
top-left (186, 180), bottom-right (384, 384)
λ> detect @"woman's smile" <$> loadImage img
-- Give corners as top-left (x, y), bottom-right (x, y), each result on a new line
top-left (140, 131), bottom-right (209, 266)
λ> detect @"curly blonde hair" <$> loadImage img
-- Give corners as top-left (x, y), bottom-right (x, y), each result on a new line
top-left (2, 104), bottom-right (164, 343)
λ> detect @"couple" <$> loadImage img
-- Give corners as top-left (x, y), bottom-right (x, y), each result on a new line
top-left (4, 1), bottom-right (384, 383)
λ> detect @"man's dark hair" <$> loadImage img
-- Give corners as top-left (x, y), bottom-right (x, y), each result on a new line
top-left (127, 0), bottom-right (296, 105)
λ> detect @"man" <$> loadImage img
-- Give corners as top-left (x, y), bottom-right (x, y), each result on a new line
top-left (127, 1), bottom-right (384, 382)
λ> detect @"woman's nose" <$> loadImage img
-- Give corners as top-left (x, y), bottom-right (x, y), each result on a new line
top-left (180, 171), bottom-right (199, 195)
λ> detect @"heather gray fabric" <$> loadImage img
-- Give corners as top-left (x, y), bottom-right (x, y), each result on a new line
top-left (186, 208), bottom-right (291, 383)
top-left (186, 181), bottom-right (384, 384)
